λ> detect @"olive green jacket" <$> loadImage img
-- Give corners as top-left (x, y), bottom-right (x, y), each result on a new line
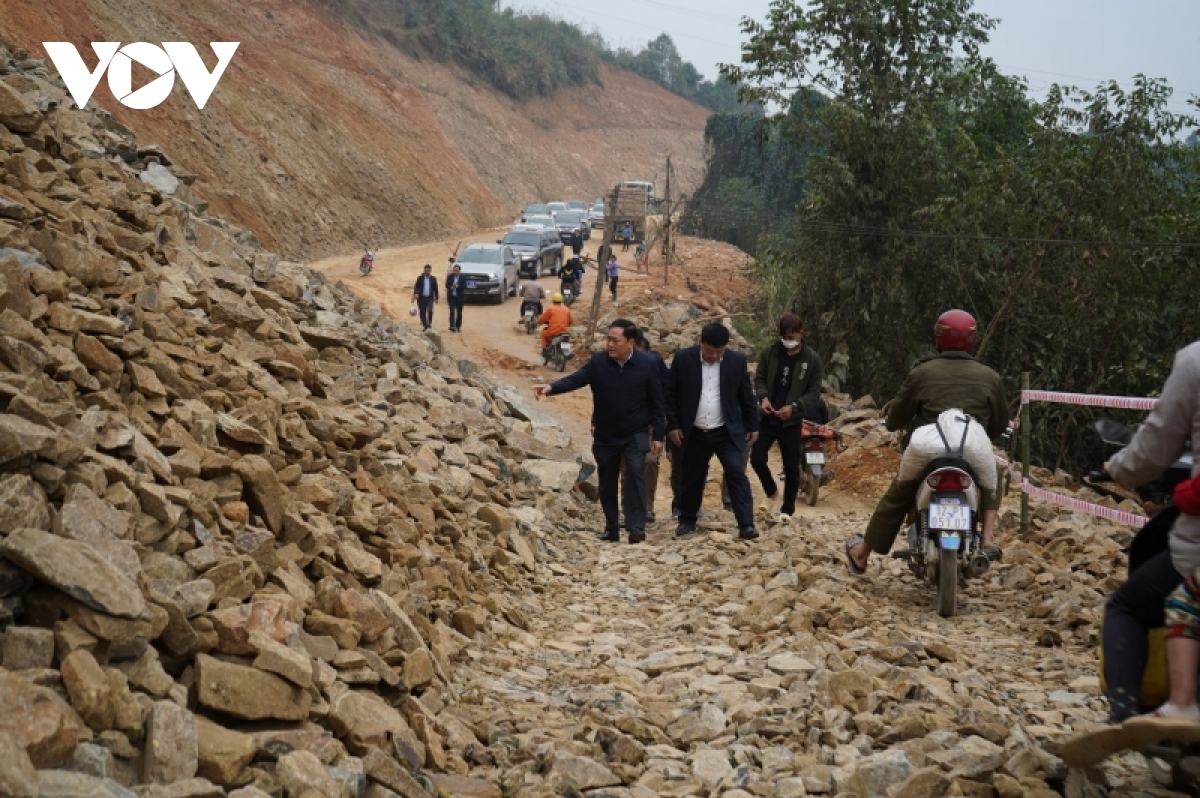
top-left (753, 342), bottom-right (824, 427)
top-left (887, 352), bottom-right (1010, 442)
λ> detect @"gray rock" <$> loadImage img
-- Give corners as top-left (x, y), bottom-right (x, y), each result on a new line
top-left (0, 528), bottom-right (146, 618)
top-left (140, 162), bottom-right (180, 195)
top-left (35, 770), bottom-right (136, 798)
top-left (144, 700), bottom-right (198, 783)
top-left (854, 749), bottom-right (914, 796)
top-left (2, 625), bottom-right (55, 669)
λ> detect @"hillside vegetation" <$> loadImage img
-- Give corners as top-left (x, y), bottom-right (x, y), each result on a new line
top-left (333, 0), bottom-right (741, 110)
top-left (688, 0), bottom-right (1200, 472)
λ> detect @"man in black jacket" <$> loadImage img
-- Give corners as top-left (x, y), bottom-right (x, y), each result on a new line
top-left (667, 324), bottom-right (761, 540)
top-left (411, 264), bottom-right (439, 331)
top-left (752, 313), bottom-right (824, 519)
top-left (533, 320), bottom-right (665, 543)
top-left (445, 264), bottom-right (466, 333)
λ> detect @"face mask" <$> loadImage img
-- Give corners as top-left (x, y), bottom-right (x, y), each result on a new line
top-left (781, 338), bottom-right (801, 349)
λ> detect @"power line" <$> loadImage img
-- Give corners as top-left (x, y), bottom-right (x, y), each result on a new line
top-left (789, 219), bottom-right (1200, 248)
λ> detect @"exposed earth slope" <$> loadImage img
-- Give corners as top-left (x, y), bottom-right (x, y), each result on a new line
top-left (0, 0), bottom-right (709, 259)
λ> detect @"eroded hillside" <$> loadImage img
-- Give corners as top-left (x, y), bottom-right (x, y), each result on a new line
top-left (0, 0), bottom-right (708, 259)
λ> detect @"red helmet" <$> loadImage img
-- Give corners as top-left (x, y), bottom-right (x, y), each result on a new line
top-left (934, 309), bottom-right (977, 351)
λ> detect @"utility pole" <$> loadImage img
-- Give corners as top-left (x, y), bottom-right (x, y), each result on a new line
top-left (662, 154), bottom-right (672, 286)
top-left (586, 186), bottom-right (620, 346)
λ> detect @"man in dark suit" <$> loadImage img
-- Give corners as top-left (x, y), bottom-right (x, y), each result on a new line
top-left (667, 324), bottom-right (760, 540)
top-left (411, 264), bottom-right (438, 331)
top-left (445, 264), bottom-right (466, 332)
top-left (533, 319), bottom-right (664, 544)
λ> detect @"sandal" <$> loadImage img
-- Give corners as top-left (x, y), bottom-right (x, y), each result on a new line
top-left (845, 536), bottom-right (867, 576)
top-left (981, 545), bottom-right (1003, 562)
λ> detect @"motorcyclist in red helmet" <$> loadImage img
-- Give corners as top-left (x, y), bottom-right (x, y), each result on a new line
top-left (846, 310), bottom-right (1010, 574)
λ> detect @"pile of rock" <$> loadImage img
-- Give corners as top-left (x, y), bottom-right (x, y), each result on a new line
top-left (0, 43), bottom-right (595, 798)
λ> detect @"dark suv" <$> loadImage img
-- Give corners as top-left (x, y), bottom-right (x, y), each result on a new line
top-left (501, 227), bottom-right (564, 278)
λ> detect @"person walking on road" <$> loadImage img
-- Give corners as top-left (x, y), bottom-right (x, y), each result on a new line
top-left (621, 222), bottom-right (633, 252)
top-left (411, 264), bottom-right (438, 331)
top-left (751, 314), bottom-right (824, 520)
top-left (637, 331), bottom-right (669, 523)
top-left (569, 229), bottom-right (584, 259)
top-left (532, 320), bottom-right (665, 544)
top-left (667, 324), bottom-right (760, 541)
top-left (445, 264), bottom-right (465, 332)
top-left (606, 254), bottom-right (619, 303)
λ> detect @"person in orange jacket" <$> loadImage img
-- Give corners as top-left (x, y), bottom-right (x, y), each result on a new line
top-left (538, 293), bottom-right (574, 350)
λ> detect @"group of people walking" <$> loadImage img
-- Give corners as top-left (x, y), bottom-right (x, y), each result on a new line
top-left (532, 313), bottom-right (826, 543)
top-left (410, 263), bottom-right (467, 333)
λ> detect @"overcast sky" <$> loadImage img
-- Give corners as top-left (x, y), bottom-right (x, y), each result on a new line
top-left (511, 0), bottom-right (1198, 115)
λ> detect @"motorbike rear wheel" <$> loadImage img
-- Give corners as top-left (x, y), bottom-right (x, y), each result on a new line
top-left (805, 466), bottom-right (820, 506)
top-left (524, 316), bottom-right (535, 335)
top-left (554, 347), bottom-right (568, 372)
top-left (936, 547), bottom-right (958, 617)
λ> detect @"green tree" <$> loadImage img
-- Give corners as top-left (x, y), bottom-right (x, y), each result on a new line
top-left (718, 0), bottom-right (1200, 470)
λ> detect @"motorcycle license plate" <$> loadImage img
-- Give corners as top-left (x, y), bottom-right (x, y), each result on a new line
top-left (805, 452), bottom-right (825, 465)
top-left (466, 281), bottom-right (477, 289)
top-left (928, 502), bottom-right (971, 531)
top-left (523, 311), bottom-right (533, 318)
top-left (939, 531), bottom-right (962, 550)
top-left (560, 343), bottom-right (573, 354)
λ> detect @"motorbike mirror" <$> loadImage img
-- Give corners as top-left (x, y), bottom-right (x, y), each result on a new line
top-left (1093, 418), bottom-right (1134, 447)
top-left (447, 257), bottom-right (455, 263)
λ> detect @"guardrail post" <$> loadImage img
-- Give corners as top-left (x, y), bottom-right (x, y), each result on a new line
top-left (1020, 371), bottom-right (1031, 536)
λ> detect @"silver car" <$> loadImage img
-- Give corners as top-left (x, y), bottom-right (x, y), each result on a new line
top-left (448, 244), bottom-right (519, 304)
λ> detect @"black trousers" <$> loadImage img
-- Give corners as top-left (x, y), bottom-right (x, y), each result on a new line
top-left (447, 298), bottom-right (464, 330)
top-left (678, 428), bottom-right (753, 527)
top-left (667, 439), bottom-right (683, 511)
top-left (1103, 550), bottom-right (1182, 720)
top-left (751, 420), bottom-right (802, 513)
top-left (594, 436), bottom-right (648, 533)
top-left (417, 297), bottom-right (435, 328)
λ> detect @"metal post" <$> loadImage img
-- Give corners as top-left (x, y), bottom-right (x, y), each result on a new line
top-left (1019, 371), bottom-right (1031, 536)
top-left (586, 187), bottom-right (620, 346)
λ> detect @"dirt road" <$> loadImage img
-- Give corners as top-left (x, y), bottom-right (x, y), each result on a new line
top-left (312, 233), bottom-right (863, 521)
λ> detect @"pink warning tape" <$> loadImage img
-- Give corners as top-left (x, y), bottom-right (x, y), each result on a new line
top-left (1021, 390), bottom-right (1158, 411)
top-left (1020, 481), bottom-right (1148, 528)
top-left (993, 454), bottom-right (1147, 527)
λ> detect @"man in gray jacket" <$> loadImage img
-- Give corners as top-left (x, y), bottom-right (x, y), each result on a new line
top-left (1107, 341), bottom-right (1200, 722)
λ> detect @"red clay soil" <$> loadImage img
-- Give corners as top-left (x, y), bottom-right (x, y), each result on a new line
top-left (1, 1), bottom-right (709, 260)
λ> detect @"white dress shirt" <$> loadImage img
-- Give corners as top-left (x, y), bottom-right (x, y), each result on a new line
top-left (694, 357), bottom-right (725, 429)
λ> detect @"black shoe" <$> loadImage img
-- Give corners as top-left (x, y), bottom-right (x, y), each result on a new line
top-left (599, 529), bottom-right (620, 542)
top-left (646, 512), bottom-right (656, 523)
top-left (780, 506), bottom-right (796, 517)
top-left (674, 522), bottom-right (697, 538)
top-left (628, 529), bottom-right (645, 544)
top-left (722, 501), bottom-right (732, 511)
top-left (738, 525), bottom-right (759, 540)
top-left (671, 506), bottom-right (680, 519)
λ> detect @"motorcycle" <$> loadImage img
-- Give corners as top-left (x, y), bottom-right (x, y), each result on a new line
top-left (1061, 419), bottom-right (1195, 789)
top-left (543, 333), bottom-right (573, 373)
top-left (799, 421), bottom-right (841, 506)
top-left (359, 249), bottom-right (374, 277)
top-left (520, 299), bottom-right (541, 335)
top-left (893, 422), bottom-right (991, 617)
top-left (560, 276), bottom-right (581, 308)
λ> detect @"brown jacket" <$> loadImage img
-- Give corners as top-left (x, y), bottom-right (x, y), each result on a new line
top-left (887, 352), bottom-right (1009, 442)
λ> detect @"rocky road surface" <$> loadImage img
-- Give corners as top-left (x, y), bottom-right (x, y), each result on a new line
top-left (313, 243), bottom-right (1175, 797)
